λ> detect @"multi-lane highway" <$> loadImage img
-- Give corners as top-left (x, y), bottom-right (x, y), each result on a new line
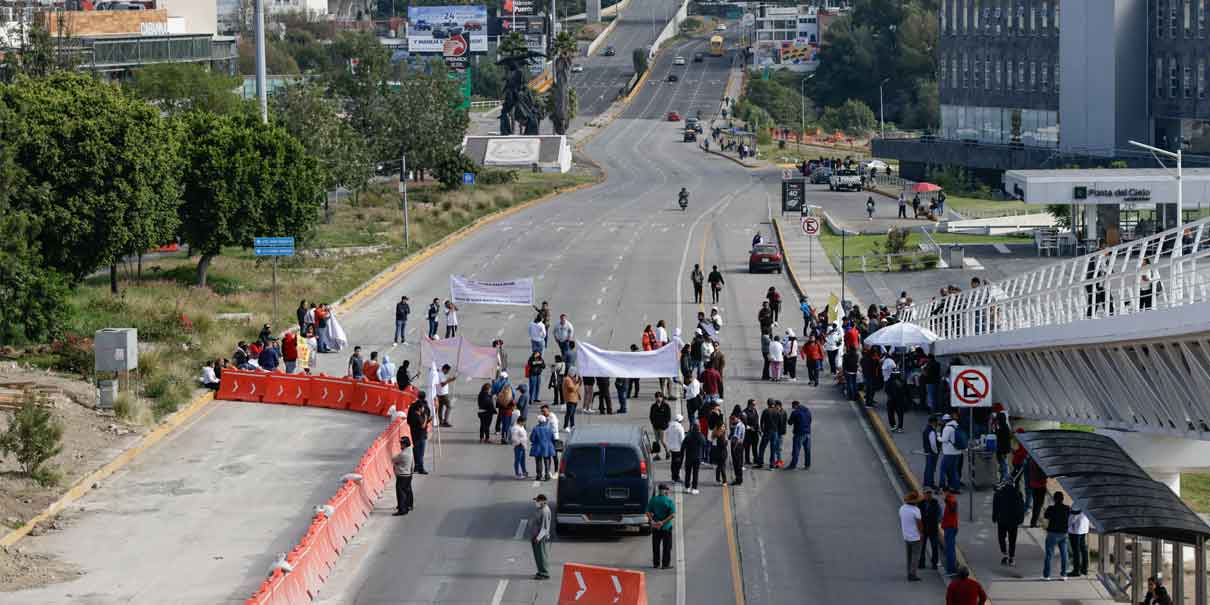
top-left (311, 38), bottom-right (946, 605)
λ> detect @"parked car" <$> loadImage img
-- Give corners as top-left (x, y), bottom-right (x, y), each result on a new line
top-left (572, 64), bottom-right (585, 73)
top-left (683, 129), bottom-right (697, 142)
top-left (463, 21), bottom-right (483, 31)
top-left (862, 159), bottom-right (890, 173)
top-left (603, 46), bottom-right (616, 56)
top-left (667, 111), bottom-right (681, 121)
top-left (829, 169), bottom-right (863, 192)
top-left (556, 425), bottom-right (655, 535)
top-left (673, 56), bottom-right (686, 65)
top-left (693, 52), bottom-right (704, 62)
top-left (667, 73), bottom-right (679, 82)
top-left (749, 243), bottom-right (783, 273)
top-left (809, 167), bottom-right (833, 184)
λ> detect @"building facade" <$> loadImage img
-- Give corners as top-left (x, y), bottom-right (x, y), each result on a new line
top-left (874, 0), bottom-right (1210, 181)
top-left (750, 3), bottom-right (844, 71)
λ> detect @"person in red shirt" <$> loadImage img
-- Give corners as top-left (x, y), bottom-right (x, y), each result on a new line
top-left (701, 365), bottom-right (724, 404)
top-left (942, 489), bottom-right (960, 575)
top-left (362, 351), bottom-right (381, 382)
top-left (642, 325), bottom-right (656, 351)
top-left (800, 337), bottom-right (824, 387)
top-left (946, 567), bottom-right (988, 605)
top-left (282, 331), bottom-right (299, 373)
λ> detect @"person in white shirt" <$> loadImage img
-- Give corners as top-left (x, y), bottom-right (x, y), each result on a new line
top-left (709, 307), bottom-right (724, 332)
top-left (553, 315), bottom-right (574, 358)
top-left (939, 415), bottom-right (962, 492)
top-left (436, 364), bottom-right (456, 428)
top-left (510, 417), bottom-right (529, 479)
top-left (899, 492), bottom-right (924, 581)
top-left (200, 361), bottom-right (220, 390)
top-left (768, 336), bottom-right (785, 381)
top-left (666, 414), bottom-right (687, 483)
top-left (540, 405), bottom-right (562, 474)
top-left (880, 353), bottom-right (898, 381)
top-left (824, 325), bottom-right (843, 374)
top-left (1067, 508), bottom-right (1090, 576)
top-left (528, 317), bottom-right (547, 353)
top-left (782, 330), bottom-right (799, 382)
top-left (655, 320), bottom-right (672, 396)
top-left (444, 300), bottom-right (459, 338)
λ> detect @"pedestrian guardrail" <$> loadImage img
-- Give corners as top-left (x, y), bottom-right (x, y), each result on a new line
top-left (900, 217), bottom-right (1210, 339)
top-left (469, 100), bottom-right (502, 110)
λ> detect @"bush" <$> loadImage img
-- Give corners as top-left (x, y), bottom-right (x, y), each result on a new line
top-left (820, 99), bottom-right (877, 137)
top-left (478, 168), bottom-right (519, 185)
top-left (0, 394), bottom-right (64, 484)
top-left (50, 333), bottom-right (94, 379)
top-left (885, 227), bottom-right (910, 254)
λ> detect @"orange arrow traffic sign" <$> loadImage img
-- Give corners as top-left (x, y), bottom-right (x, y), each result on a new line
top-left (557, 563), bottom-right (647, 605)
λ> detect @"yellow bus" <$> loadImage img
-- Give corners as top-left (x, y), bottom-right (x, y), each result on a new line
top-left (709, 35), bottom-right (725, 56)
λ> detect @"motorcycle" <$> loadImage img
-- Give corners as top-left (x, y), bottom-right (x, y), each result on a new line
top-left (678, 195), bottom-right (688, 211)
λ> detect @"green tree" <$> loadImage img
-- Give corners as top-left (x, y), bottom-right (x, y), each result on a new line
top-left (632, 47), bottom-right (648, 75)
top-left (549, 31), bottom-right (578, 135)
top-left (471, 56), bottom-right (503, 99)
top-left (377, 74), bottom-right (471, 187)
top-left (176, 112), bottom-right (324, 286)
top-left (270, 80), bottom-right (373, 197)
top-left (0, 394), bottom-right (64, 485)
top-left (1, 72), bottom-right (182, 292)
top-left (744, 78), bottom-right (815, 128)
top-left (820, 98), bottom-right (877, 136)
top-left (238, 38), bottom-right (300, 75)
top-left (129, 63), bottom-right (245, 115)
top-left (499, 32), bottom-right (530, 62)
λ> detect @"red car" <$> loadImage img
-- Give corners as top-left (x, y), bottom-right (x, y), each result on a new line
top-left (667, 111), bottom-right (681, 121)
top-left (749, 243), bottom-right (783, 273)
top-left (463, 21), bottom-right (483, 31)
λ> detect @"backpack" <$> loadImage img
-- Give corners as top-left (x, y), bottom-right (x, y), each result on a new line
top-left (921, 426), bottom-right (936, 453)
top-left (951, 425), bottom-right (969, 450)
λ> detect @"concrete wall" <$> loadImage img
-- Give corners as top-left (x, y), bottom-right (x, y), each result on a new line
top-left (1113, 0), bottom-right (1149, 149)
top-left (44, 9), bottom-right (166, 36)
top-left (159, 0), bottom-right (218, 35)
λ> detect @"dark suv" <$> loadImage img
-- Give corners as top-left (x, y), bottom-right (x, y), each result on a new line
top-left (556, 425), bottom-right (654, 535)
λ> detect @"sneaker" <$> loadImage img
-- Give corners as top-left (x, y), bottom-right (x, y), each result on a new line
top-left (907, 575), bottom-right (921, 582)
top-left (1001, 557), bottom-right (1008, 565)
top-left (691, 489), bottom-right (699, 494)
top-left (1007, 559), bottom-right (1014, 567)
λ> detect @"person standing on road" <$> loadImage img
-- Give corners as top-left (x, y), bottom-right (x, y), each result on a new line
top-left (562, 372), bottom-right (581, 430)
top-left (922, 416), bottom-right (941, 489)
top-left (788, 400), bottom-right (812, 469)
top-left (824, 324), bottom-right (843, 375)
top-left (529, 315), bottom-right (547, 354)
top-left (614, 376), bottom-right (629, 414)
top-left (758, 301), bottom-right (774, 336)
top-left (897, 193), bottom-right (908, 219)
top-left (728, 414), bottom-right (746, 486)
top-left (741, 399), bottom-right (760, 465)
top-left (942, 489), bottom-right (960, 575)
top-left (802, 335), bottom-right (823, 387)
top-left (426, 298), bottom-right (440, 339)
top-left (477, 383), bottom-right (495, 443)
top-left (918, 488), bottom-right (942, 570)
top-left (690, 264), bottom-right (705, 304)
top-left (667, 414), bottom-right (686, 482)
top-left (900, 491), bottom-right (924, 582)
top-left (866, 196), bottom-right (876, 220)
top-left (443, 300), bottom-right (459, 338)
top-left (362, 351), bottom-right (380, 383)
top-left (530, 415), bottom-right (555, 481)
top-left (783, 331), bottom-right (798, 382)
top-left (258, 337), bottom-right (281, 372)
top-left (407, 392), bottom-right (432, 474)
top-left (282, 332), bottom-right (298, 374)
top-left (392, 435), bottom-right (414, 516)
top-left (554, 314), bottom-right (574, 358)
top-left (595, 375), bottom-right (613, 414)
top-left (712, 424), bottom-right (729, 486)
top-left (525, 352), bottom-right (545, 406)
top-left (945, 567), bottom-right (988, 605)
top-left (347, 346), bottom-right (364, 379)
top-left (650, 393), bottom-right (672, 460)
top-left (939, 414), bottom-right (962, 492)
top-left (799, 296), bottom-right (813, 335)
top-left (842, 346), bottom-right (860, 401)
top-left (755, 399), bottom-right (775, 469)
top-left (768, 336), bottom-right (785, 381)
top-left (647, 483), bottom-right (676, 569)
top-left (1068, 506), bottom-right (1090, 577)
top-left (1027, 456), bottom-right (1049, 527)
top-left (992, 480), bottom-right (1024, 567)
top-left (529, 494), bottom-right (553, 580)
top-left (395, 296), bottom-right (411, 345)
top-left (510, 417), bottom-right (529, 479)
top-left (681, 425), bottom-right (704, 494)
top-left (708, 265), bottom-right (725, 304)
top-left (701, 362), bottom-right (724, 406)
top-left (1041, 492), bottom-right (1071, 580)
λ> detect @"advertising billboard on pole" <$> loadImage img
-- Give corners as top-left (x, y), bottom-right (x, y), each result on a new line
top-left (407, 5), bottom-right (488, 54)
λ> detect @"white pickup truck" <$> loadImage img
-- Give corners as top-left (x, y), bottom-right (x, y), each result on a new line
top-left (828, 169), bottom-right (863, 192)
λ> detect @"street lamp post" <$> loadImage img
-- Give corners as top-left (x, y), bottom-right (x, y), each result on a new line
top-left (1129, 139), bottom-right (1183, 232)
top-left (254, 0), bottom-right (267, 123)
top-left (878, 77), bottom-right (889, 140)
top-left (800, 72), bottom-right (815, 152)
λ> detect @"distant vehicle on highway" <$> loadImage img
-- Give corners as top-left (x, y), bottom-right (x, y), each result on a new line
top-left (603, 46), bottom-right (616, 56)
top-left (673, 56), bottom-right (686, 65)
top-left (809, 167), bottom-right (833, 184)
top-left (572, 64), bottom-right (584, 72)
top-left (709, 35), bottom-right (725, 56)
top-left (666, 73), bottom-right (679, 82)
top-left (862, 159), bottom-right (890, 173)
top-left (667, 111), bottom-right (681, 121)
top-left (715, 23), bottom-right (727, 31)
top-left (413, 19), bottom-right (432, 30)
top-left (462, 21), bottom-right (483, 31)
top-left (693, 52), bottom-right (704, 62)
top-left (431, 26), bottom-right (448, 38)
top-left (683, 128), bottom-right (697, 142)
top-left (556, 425), bottom-right (655, 535)
top-left (829, 169), bottom-right (863, 192)
top-left (749, 243), bottom-right (783, 273)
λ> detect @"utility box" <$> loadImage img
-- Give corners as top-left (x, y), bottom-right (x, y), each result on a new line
top-left (96, 379), bottom-right (118, 410)
top-left (94, 328), bottom-right (138, 373)
top-left (946, 245), bottom-right (965, 268)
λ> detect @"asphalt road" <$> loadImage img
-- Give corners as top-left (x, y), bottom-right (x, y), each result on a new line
top-left (312, 54), bottom-right (946, 605)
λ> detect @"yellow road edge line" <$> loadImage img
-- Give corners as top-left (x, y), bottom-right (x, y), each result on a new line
top-left (722, 486), bottom-right (745, 605)
top-left (0, 392), bottom-right (217, 547)
top-left (0, 175), bottom-right (605, 548)
top-left (770, 216), bottom-right (987, 597)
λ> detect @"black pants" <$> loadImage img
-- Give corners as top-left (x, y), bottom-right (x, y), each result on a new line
top-left (597, 386), bottom-right (612, 413)
top-left (715, 456), bottom-right (728, 483)
top-left (784, 357), bottom-right (797, 379)
top-left (628, 378), bottom-right (639, 398)
top-left (826, 349), bottom-right (838, 374)
top-left (731, 443), bottom-right (744, 484)
top-left (693, 283), bottom-right (703, 303)
top-left (395, 475), bottom-right (414, 513)
top-left (711, 286), bottom-right (721, 304)
top-left (918, 531), bottom-right (940, 568)
top-left (653, 528), bottom-right (673, 567)
top-left (671, 451), bottom-right (684, 482)
top-left (445, 325), bottom-right (457, 338)
top-left (478, 412), bottom-right (493, 441)
top-left (761, 354), bottom-right (771, 380)
top-left (807, 361), bottom-right (820, 386)
top-left (997, 523), bottom-right (1018, 558)
top-left (771, 303), bottom-right (780, 322)
top-left (887, 400), bottom-right (904, 429)
top-left (898, 205), bottom-right (907, 218)
top-left (1030, 487), bottom-right (1047, 526)
top-left (744, 432), bottom-right (759, 464)
top-left (683, 460), bottom-right (700, 490)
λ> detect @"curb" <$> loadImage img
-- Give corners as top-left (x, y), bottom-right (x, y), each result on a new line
top-left (699, 141), bottom-right (762, 169)
top-left (0, 392), bottom-right (216, 547)
top-left (770, 217), bottom-right (986, 594)
top-left (0, 172), bottom-right (604, 549)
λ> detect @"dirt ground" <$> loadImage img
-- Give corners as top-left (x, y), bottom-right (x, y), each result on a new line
top-left (0, 363), bottom-right (146, 591)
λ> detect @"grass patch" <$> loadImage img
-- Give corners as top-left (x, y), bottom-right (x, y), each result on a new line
top-left (41, 168), bottom-right (597, 425)
top-left (818, 230), bottom-right (1031, 273)
top-left (944, 195), bottom-right (1034, 218)
top-left (757, 140), bottom-right (872, 163)
top-left (1181, 472), bottom-right (1210, 513)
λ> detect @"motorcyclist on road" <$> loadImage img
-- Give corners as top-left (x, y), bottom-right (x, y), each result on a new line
top-left (678, 188), bottom-right (689, 209)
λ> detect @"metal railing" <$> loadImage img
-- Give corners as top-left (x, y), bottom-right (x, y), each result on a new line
top-left (469, 100), bottom-right (502, 110)
top-left (832, 226), bottom-right (944, 273)
top-left (901, 217), bottom-right (1210, 339)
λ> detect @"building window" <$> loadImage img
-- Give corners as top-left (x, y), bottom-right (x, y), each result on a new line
top-left (1054, 0), bottom-right (1060, 30)
top-left (963, 53), bottom-right (969, 88)
top-left (1158, 0), bottom-right (1166, 38)
top-left (953, 55), bottom-right (959, 86)
top-left (1018, 60), bottom-right (1025, 90)
top-left (1041, 62), bottom-right (1049, 91)
top-left (1199, 58), bottom-right (1206, 97)
top-left (1185, 63), bottom-right (1193, 98)
top-left (995, 60), bottom-right (1002, 88)
top-left (959, 0), bottom-right (966, 31)
top-left (974, 0), bottom-right (980, 29)
top-left (1007, 58), bottom-right (1014, 89)
top-left (1041, 1), bottom-right (1049, 30)
top-left (1018, 3), bottom-right (1025, 30)
top-left (1054, 62), bottom-right (1060, 94)
top-left (1200, 0), bottom-right (1205, 37)
top-left (1158, 57), bottom-right (1166, 97)
top-left (941, 0), bottom-right (948, 32)
top-left (985, 58), bottom-right (992, 90)
top-left (940, 56), bottom-right (948, 87)
top-left (1030, 61), bottom-right (1036, 90)
top-left (1186, 0), bottom-right (1193, 35)
top-left (1029, 4), bottom-right (1036, 31)
top-left (1172, 0), bottom-right (1179, 37)
top-left (1170, 54), bottom-right (1180, 98)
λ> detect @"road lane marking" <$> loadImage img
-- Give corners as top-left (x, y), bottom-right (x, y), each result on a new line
top-left (532, 480), bottom-right (541, 488)
top-left (490, 579), bottom-right (509, 605)
top-left (514, 518), bottom-right (528, 539)
top-left (586, 329), bottom-right (593, 338)
top-left (722, 487), bottom-right (746, 605)
top-left (591, 314), bottom-right (598, 321)
top-left (597, 298), bottom-right (603, 305)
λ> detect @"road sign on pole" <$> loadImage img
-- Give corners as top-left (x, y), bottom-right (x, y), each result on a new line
top-left (949, 365), bottom-right (992, 407)
top-left (254, 237), bottom-right (295, 329)
top-left (800, 216), bottom-right (820, 236)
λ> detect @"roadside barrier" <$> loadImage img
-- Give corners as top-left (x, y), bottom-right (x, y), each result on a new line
top-left (557, 563), bottom-right (647, 605)
top-left (231, 370), bottom-right (417, 604)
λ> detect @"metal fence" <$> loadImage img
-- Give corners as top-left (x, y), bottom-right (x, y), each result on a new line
top-left (900, 217), bottom-right (1210, 339)
top-left (832, 226), bottom-right (943, 273)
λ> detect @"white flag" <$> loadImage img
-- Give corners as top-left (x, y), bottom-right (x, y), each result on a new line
top-left (449, 274), bottom-right (534, 306)
top-left (576, 342), bottom-right (680, 379)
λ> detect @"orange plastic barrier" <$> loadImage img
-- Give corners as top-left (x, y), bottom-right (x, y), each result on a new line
top-left (262, 373), bottom-right (312, 406)
top-left (216, 369), bottom-right (268, 402)
top-left (351, 381), bottom-right (393, 416)
top-left (557, 563), bottom-right (648, 605)
top-left (308, 375), bottom-right (354, 410)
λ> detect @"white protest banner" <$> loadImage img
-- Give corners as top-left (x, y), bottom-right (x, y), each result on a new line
top-left (575, 342), bottom-right (679, 378)
top-left (419, 336), bottom-right (499, 379)
top-left (449, 275), bottom-right (534, 306)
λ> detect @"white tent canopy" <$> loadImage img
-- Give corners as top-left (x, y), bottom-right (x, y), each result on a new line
top-left (865, 322), bottom-right (939, 349)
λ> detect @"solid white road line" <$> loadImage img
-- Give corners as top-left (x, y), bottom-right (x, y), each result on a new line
top-left (490, 579), bottom-right (509, 605)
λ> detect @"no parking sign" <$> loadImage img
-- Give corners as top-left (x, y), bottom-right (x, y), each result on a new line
top-left (949, 365), bottom-right (992, 407)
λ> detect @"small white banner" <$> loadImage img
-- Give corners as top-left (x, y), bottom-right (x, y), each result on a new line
top-left (575, 342), bottom-right (680, 379)
top-left (449, 275), bottom-right (534, 306)
top-left (420, 336), bottom-right (499, 379)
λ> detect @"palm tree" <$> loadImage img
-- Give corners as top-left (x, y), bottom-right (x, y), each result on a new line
top-left (549, 31), bottom-right (577, 135)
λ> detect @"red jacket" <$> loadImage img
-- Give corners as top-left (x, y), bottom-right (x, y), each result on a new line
top-left (701, 368), bottom-right (723, 397)
top-left (946, 577), bottom-right (987, 605)
top-left (282, 332), bottom-right (298, 362)
top-left (941, 494), bottom-right (959, 529)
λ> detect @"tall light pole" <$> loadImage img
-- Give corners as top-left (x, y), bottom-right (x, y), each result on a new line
top-left (1129, 139), bottom-right (1183, 232)
top-left (254, 0), bottom-right (267, 124)
top-left (878, 77), bottom-right (889, 140)
top-left (799, 72), bottom-right (815, 151)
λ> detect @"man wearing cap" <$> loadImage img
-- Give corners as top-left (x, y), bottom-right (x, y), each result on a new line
top-left (667, 414), bottom-right (686, 483)
top-left (529, 494), bottom-right (553, 580)
top-left (939, 414), bottom-right (962, 492)
top-left (899, 491), bottom-right (924, 581)
top-left (647, 484), bottom-right (676, 569)
top-left (650, 393), bottom-right (672, 461)
top-left (391, 435), bottom-right (414, 515)
top-left (407, 392), bottom-right (432, 474)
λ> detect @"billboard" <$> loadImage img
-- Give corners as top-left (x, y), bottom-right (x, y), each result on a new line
top-left (407, 5), bottom-right (488, 54)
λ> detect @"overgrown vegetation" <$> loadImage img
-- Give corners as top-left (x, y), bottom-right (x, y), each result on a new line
top-left (0, 394), bottom-right (65, 486)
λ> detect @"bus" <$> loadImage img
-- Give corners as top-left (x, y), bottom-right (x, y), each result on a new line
top-left (709, 35), bottom-right (725, 56)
